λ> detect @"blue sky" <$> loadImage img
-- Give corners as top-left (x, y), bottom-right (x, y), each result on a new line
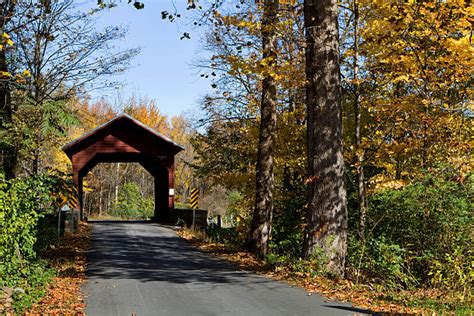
top-left (89, 1), bottom-right (212, 117)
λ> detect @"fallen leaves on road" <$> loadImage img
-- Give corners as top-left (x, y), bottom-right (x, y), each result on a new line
top-left (177, 228), bottom-right (448, 315)
top-left (28, 222), bottom-right (90, 315)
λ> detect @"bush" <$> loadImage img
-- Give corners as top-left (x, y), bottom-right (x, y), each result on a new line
top-left (266, 246), bottom-right (330, 278)
top-left (0, 175), bottom-right (52, 279)
top-left (270, 184), bottom-right (305, 259)
top-left (111, 182), bottom-right (154, 219)
top-left (348, 235), bottom-right (416, 289)
top-left (9, 262), bottom-right (54, 314)
top-left (206, 224), bottom-right (239, 244)
top-left (347, 170), bottom-right (473, 293)
top-left (0, 174), bottom-right (56, 312)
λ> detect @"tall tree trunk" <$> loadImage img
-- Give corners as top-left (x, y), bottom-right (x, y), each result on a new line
top-left (303, 0), bottom-right (348, 276)
top-left (249, 0), bottom-right (279, 258)
top-left (0, 1), bottom-right (16, 179)
top-left (352, 1), bottom-right (368, 240)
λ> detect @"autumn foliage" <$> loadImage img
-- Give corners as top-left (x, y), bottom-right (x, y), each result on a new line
top-left (0, 0), bottom-right (472, 314)
top-left (190, 0), bottom-right (472, 313)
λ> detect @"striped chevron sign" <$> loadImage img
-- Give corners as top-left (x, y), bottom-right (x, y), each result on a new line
top-left (190, 188), bottom-right (199, 209)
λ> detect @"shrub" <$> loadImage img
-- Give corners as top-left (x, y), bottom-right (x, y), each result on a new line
top-left (206, 224), bottom-right (239, 244)
top-left (270, 187), bottom-right (305, 259)
top-left (0, 174), bottom-right (56, 312)
top-left (0, 175), bottom-right (52, 279)
top-left (347, 169), bottom-right (473, 292)
top-left (112, 182), bottom-right (154, 219)
top-left (10, 262), bottom-right (54, 314)
top-left (348, 235), bottom-right (416, 289)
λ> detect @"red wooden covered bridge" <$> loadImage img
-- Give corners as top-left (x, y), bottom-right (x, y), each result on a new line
top-left (62, 114), bottom-right (184, 222)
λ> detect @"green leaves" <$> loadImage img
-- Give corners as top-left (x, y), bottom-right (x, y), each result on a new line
top-left (0, 175), bottom-right (49, 294)
top-left (112, 182), bottom-right (154, 219)
top-left (347, 168), bottom-right (473, 293)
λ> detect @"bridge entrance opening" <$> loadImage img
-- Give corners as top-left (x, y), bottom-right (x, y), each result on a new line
top-left (82, 162), bottom-right (158, 220)
top-left (62, 114), bottom-right (184, 222)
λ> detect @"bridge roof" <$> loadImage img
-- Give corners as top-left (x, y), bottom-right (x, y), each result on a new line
top-left (62, 113), bottom-right (184, 157)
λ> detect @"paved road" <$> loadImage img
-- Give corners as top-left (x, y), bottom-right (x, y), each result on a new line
top-left (83, 222), bottom-right (369, 316)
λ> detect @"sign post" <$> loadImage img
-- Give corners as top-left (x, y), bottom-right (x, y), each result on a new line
top-left (190, 188), bottom-right (199, 227)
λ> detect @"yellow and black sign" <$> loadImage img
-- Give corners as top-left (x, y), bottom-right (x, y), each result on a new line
top-left (190, 188), bottom-right (199, 209)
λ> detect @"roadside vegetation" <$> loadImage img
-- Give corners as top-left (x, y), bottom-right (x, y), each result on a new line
top-left (181, 1), bottom-right (472, 314)
top-left (1, 0), bottom-right (472, 314)
top-left (0, 0), bottom-right (138, 312)
top-left (179, 170), bottom-right (473, 314)
top-left (0, 0), bottom-right (195, 310)
top-left (0, 174), bottom-right (88, 314)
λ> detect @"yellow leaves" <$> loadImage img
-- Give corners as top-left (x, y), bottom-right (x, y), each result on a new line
top-left (223, 15), bottom-right (259, 31)
top-left (0, 32), bottom-right (14, 51)
top-left (1, 32), bottom-right (13, 48)
top-left (392, 74), bottom-right (410, 83)
top-left (1, 69), bottom-right (31, 83)
top-left (255, 0), bottom-right (297, 5)
top-left (279, 0), bottom-right (297, 4)
top-left (0, 71), bottom-right (11, 78)
top-left (22, 69), bottom-right (31, 77)
top-left (445, 36), bottom-right (474, 61)
top-left (368, 173), bottom-right (407, 193)
top-left (222, 48), bottom-right (301, 84)
top-left (15, 70), bottom-right (32, 84)
top-left (214, 11), bottom-right (261, 35)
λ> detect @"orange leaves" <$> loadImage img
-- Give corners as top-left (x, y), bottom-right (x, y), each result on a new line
top-left (124, 99), bottom-right (169, 134)
top-left (29, 223), bottom-right (90, 315)
top-left (27, 276), bottom-right (86, 315)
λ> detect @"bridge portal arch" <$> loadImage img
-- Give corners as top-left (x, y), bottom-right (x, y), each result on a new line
top-left (62, 114), bottom-right (184, 222)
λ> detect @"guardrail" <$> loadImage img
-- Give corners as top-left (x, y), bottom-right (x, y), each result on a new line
top-left (171, 208), bottom-right (208, 227)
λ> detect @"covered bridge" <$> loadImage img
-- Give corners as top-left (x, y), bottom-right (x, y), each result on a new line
top-left (62, 114), bottom-right (184, 222)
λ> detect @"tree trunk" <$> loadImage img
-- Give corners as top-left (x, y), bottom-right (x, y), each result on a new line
top-left (99, 185), bottom-right (103, 216)
top-left (0, 1), bottom-right (16, 179)
top-left (303, 0), bottom-right (348, 276)
top-left (114, 162), bottom-right (120, 206)
top-left (249, 0), bottom-right (279, 258)
top-left (352, 1), bottom-right (368, 240)
top-left (32, 151), bottom-right (40, 174)
top-left (107, 191), bottom-right (111, 215)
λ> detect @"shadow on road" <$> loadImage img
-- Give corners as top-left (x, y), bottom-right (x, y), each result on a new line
top-left (87, 219), bottom-right (152, 224)
top-left (86, 221), bottom-right (277, 289)
top-left (322, 305), bottom-right (379, 315)
top-left (84, 221), bottom-right (364, 315)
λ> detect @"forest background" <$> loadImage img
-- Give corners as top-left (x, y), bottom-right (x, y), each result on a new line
top-left (0, 0), bottom-right (472, 314)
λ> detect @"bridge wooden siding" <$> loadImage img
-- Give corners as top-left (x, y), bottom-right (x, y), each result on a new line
top-left (62, 114), bottom-right (184, 222)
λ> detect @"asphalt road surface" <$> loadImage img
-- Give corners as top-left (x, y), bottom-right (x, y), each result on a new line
top-left (83, 221), bottom-right (370, 316)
